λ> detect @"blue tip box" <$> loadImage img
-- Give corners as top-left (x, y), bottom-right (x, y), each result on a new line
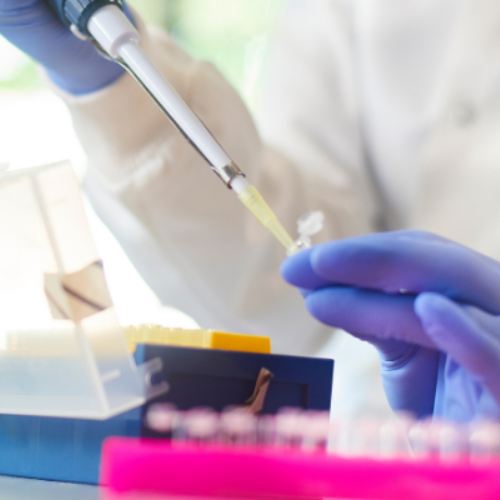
top-left (0, 345), bottom-right (333, 484)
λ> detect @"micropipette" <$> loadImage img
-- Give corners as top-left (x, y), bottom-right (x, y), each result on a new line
top-left (46, 0), bottom-right (297, 253)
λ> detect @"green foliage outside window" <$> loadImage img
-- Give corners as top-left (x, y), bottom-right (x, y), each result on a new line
top-left (0, 0), bottom-right (284, 109)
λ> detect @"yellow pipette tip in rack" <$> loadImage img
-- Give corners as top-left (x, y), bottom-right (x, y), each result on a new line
top-left (237, 185), bottom-right (298, 253)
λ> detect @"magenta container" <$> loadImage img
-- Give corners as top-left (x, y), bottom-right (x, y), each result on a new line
top-left (101, 438), bottom-right (500, 499)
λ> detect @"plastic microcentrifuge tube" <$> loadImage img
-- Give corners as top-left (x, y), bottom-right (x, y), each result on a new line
top-left (145, 403), bottom-right (178, 434)
top-left (300, 411), bottom-right (330, 451)
top-left (290, 211), bottom-right (325, 256)
top-left (183, 408), bottom-right (219, 443)
top-left (408, 420), bottom-right (432, 458)
top-left (275, 408), bottom-right (306, 448)
top-left (221, 408), bottom-right (257, 445)
top-left (470, 421), bottom-right (500, 464)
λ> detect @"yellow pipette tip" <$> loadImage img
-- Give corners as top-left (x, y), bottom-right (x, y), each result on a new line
top-left (237, 185), bottom-right (298, 252)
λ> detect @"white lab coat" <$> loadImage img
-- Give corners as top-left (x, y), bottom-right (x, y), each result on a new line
top-left (58, 0), bottom-right (500, 415)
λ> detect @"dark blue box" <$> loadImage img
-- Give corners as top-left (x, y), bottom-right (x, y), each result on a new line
top-left (0, 346), bottom-right (333, 484)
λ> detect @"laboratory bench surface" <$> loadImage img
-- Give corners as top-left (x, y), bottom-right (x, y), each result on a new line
top-left (0, 475), bottom-right (99, 500)
top-left (0, 476), bottom-right (355, 500)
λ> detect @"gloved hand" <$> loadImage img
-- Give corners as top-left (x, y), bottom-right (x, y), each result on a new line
top-left (281, 230), bottom-right (500, 422)
top-left (0, 0), bottom-right (125, 95)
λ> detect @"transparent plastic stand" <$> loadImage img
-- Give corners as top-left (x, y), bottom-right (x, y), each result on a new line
top-left (0, 162), bottom-right (168, 419)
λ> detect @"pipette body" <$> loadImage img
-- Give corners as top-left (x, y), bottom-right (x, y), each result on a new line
top-left (46, 0), bottom-right (297, 251)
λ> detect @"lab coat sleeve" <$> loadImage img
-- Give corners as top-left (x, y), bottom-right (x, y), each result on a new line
top-left (59, 2), bottom-right (380, 356)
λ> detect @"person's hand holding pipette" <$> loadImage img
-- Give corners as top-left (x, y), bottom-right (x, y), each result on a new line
top-left (0, 0), bottom-right (126, 94)
top-left (281, 230), bottom-right (500, 422)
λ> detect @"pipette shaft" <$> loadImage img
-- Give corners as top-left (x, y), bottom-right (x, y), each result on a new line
top-left (46, 0), bottom-right (297, 250)
top-left (87, 5), bottom-right (245, 189)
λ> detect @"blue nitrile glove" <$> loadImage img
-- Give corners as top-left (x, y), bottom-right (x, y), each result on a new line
top-left (0, 0), bottom-right (125, 95)
top-left (281, 230), bottom-right (500, 422)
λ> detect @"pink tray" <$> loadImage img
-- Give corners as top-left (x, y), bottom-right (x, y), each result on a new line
top-left (101, 438), bottom-right (500, 499)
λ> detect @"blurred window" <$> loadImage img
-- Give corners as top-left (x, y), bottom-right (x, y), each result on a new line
top-left (128, 0), bottom-right (284, 109)
top-left (1, 0), bottom-right (284, 109)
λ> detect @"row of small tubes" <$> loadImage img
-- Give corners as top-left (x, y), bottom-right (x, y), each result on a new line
top-left (145, 404), bottom-right (500, 463)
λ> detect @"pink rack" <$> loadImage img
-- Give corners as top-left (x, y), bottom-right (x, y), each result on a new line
top-left (101, 438), bottom-right (500, 499)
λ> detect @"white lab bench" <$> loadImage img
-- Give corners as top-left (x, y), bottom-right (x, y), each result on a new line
top-left (0, 476), bottom-right (99, 500)
top-left (0, 476), bottom-right (356, 500)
